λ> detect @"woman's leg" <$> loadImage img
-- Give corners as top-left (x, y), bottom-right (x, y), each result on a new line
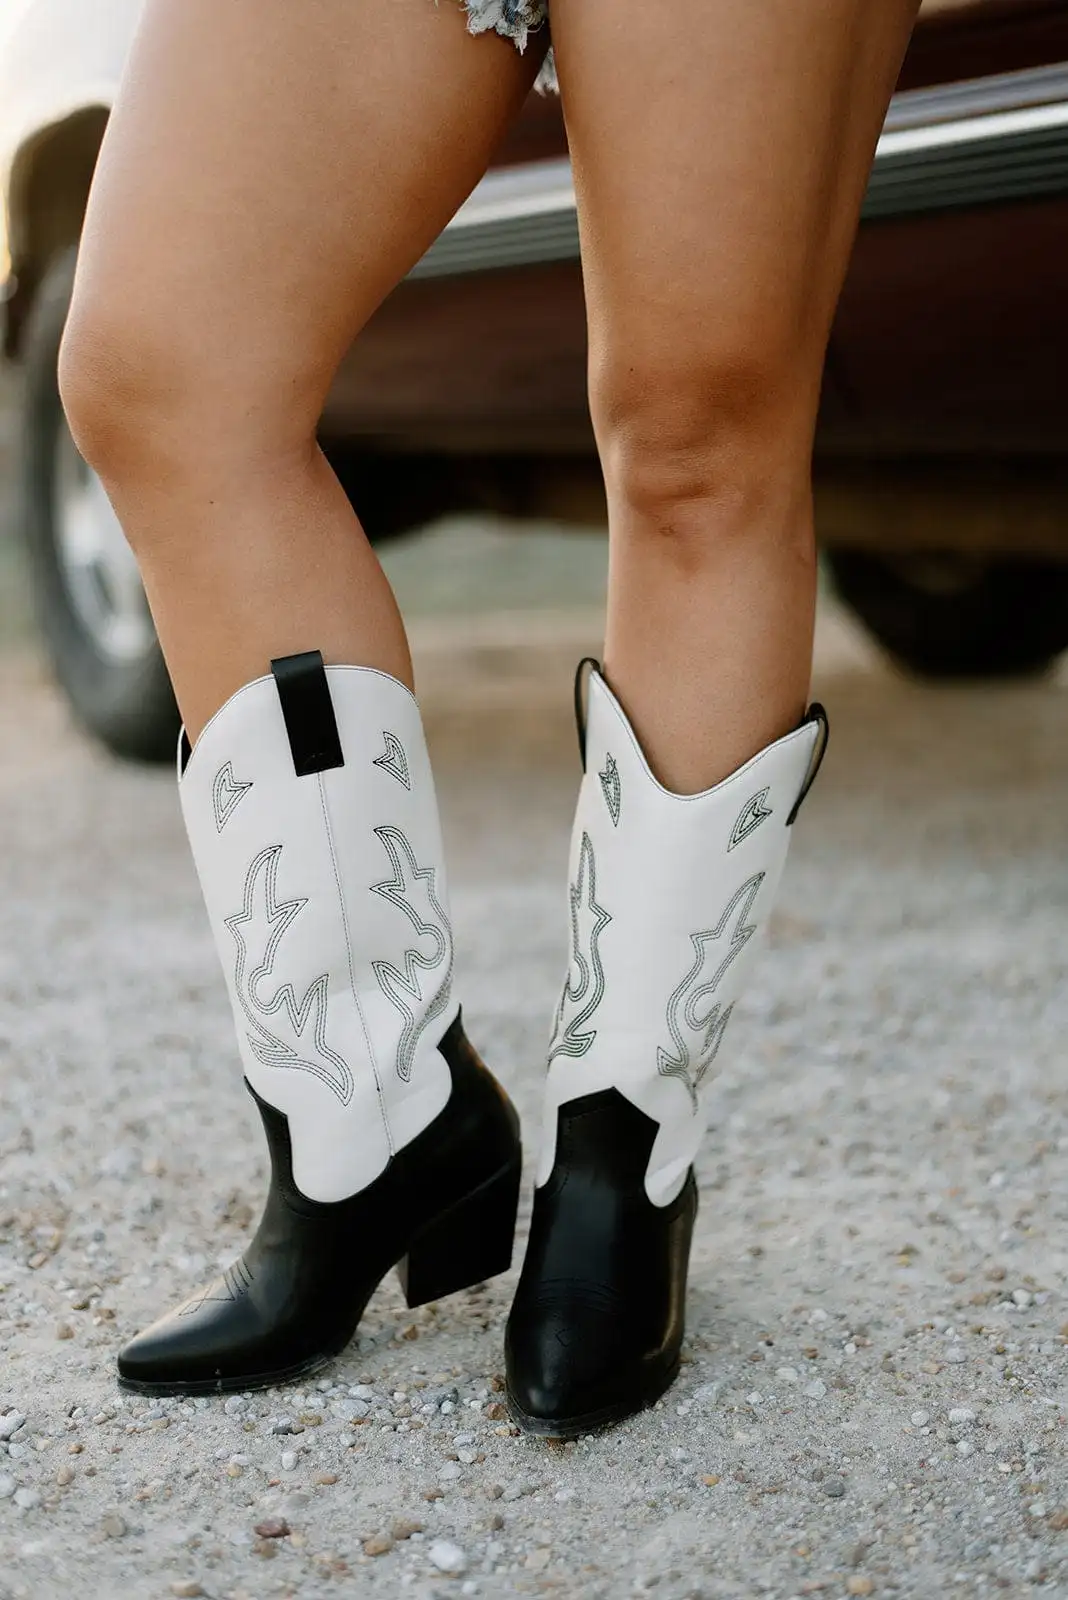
top-left (60, 0), bottom-right (543, 742)
top-left (555, 0), bottom-right (920, 792)
top-left (58, 0), bottom-right (543, 1393)
top-left (506, 0), bottom-right (919, 1436)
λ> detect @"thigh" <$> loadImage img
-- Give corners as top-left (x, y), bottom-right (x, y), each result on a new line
top-left (550, 0), bottom-right (920, 417)
top-left (68, 0), bottom-right (542, 431)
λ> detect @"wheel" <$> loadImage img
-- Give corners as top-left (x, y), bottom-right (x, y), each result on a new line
top-left (17, 247), bottom-right (180, 761)
top-left (826, 548), bottom-right (1068, 679)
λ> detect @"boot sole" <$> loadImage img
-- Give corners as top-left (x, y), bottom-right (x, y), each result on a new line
top-left (504, 1352), bottom-right (681, 1441)
top-left (116, 1153), bottom-right (521, 1397)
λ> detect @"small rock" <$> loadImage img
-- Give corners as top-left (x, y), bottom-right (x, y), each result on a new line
top-left (428, 1540), bottom-right (467, 1575)
top-left (55, 1322), bottom-right (74, 1341)
top-left (943, 1347), bottom-right (966, 1364)
top-left (823, 1477), bottom-right (846, 1499)
top-left (391, 1520), bottom-right (423, 1541)
top-left (910, 1410), bottom-right (930, 1427)
top-left (847, 1580), bottom-right (875, 1597)
top-left (364, 1535), bottom-right (394, 1557)
top-left (776, 1366), bottom-right (799, 1384)
top-left (100, 1511), bottom-right (126, 1537)
top-left (254, 1518), bottom-right (291, 1539)
top-left (439, 1462), bottom-right (463, 1482)
top-left (270, 1418), bottom-right (297, 1435)
top-left (0, 1413), bottom-right (25, 1442)
top-left (948, 1408), bottom-right (975, 1425)
top-left (350, 1385), bottom-right (375, 1401)
top-left (223, 1395), bottom-right (248, 1416)
top-left (14, 1488), bottom-right (40, 1511)
top-left (55, 1465), bottom-right (75, 1486)
top-left (957, 1440), bottom-right (974, 1457)
top-left (314, 1473), bottom-right (338, 1486)
top-left (280, 1451), bottom-right (299, 1472)
top-left (526, 1548), bottom-right (551, 1571)
top-left (170, 1585), bottom-right (204, 1599)
top-left (1012, 1290), bottom-right (1033, 1309)
top-left (457, 1450), bottom-right (479, 1465)
top-left (1029, 1500), bottom-right (1048, 1519)
top-left (0, 1476), bottom-right (15, 1499)
top-left (804, 1380), bottom-right (827, 1400)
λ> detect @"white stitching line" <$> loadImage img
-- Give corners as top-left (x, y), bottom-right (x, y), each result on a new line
top-left (317, 772), bottom-right (395, 1159)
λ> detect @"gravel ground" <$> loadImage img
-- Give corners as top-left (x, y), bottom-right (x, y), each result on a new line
top-left (0, 457), bottom-right (1067, 1594)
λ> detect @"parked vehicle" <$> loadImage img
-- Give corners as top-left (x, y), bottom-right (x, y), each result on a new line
top-left (3, 0), bottom-right (1068, 757)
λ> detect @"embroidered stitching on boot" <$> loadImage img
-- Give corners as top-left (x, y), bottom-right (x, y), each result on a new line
top-left (372, 731), bottom-right (411, 790)
top-left (656, 872), bottom-right (765, 1106)
top-left (548, 832), bottom-right (611, 1062)
top-left (212, 762), bottom-right (253, 833)
top-left (226, 845), bottom-right (355, 1105)
top-left (370, 826), bottom-right (454, 1083)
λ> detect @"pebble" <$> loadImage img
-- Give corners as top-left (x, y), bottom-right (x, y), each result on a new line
top-left (280, 1451), bottom-right (299, 1472)
top-left (956, 1440), bottom-right (974, 1457)
top-left (776, 1366), bottom-right (799, 1383)
top-left (846, 1579), bottom-right (875, 1597)
top-left (351, 1385), bottom-right (375, 1401)
top-left (254, 1518), bottom-right (291, 1539)
top-left (100, 1512), bottom-right (127, 1537)
top-left (910, 1411), bottom-right (930, 1427)
top-left (14, 1488), bottom-right (40, 1511)
top-left (804, 1380), bottom-right (827, 1400)
top-left (170, 1585), bottom-right (204, 1599)
top-left (439, 1462), bottom-right (463, 1482)
top-left (56, 1465), bottom-right (75, 1486)
top-left (364, 1534), bottom-right (394, 1557)
top-left (948, 1408), bottom-right (975, 1425)
top-left (55, 1321), bottom-right (74, 1341)
top-left (428, 1540), bottom-right (467, 1575)
top-left (0, 1413), bottom-right (25, 1441)
top-left (823, 1477), bottom-right (846, 1498)
top-left (943, 1347), bottom-right (967, 1364)
top-left (0, 1476), bottom-right (15, 1499)
top-left (223, 1395), bottom-right (248, 1416)
top-left (1012, 1289), bottom-right (1033, 1308)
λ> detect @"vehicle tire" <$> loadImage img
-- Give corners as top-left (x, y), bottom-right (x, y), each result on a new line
top-left (18, 246), bottom-right (179, 762)
top-left (826, 548), bottom-right (1068, 678)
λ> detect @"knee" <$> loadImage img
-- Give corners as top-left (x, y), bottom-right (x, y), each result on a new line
top-left (59, 279), bottom-right (319, 540)
top-left (591, 334), bottom-right (817, 563)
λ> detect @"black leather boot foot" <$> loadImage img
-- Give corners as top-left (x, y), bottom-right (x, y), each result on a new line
top-left (505, 1090), bottom-right (697, 1439)
top-left (118, 1017), bottom-right (520, 1395)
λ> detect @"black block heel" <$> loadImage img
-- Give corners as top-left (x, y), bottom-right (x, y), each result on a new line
top-left (399, 1154), bottom-right (522, 1309)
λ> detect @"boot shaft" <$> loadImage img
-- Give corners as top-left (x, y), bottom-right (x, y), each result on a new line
top-left (180, 655), bottom-right (457, 1203)
top-left (540, 665), bottom-right (827, 1204)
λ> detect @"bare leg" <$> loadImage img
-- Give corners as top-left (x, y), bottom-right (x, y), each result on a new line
top-left (60, 0), bottom-right (544, 741)
top-left (551, 0), bottom-right (920, 791)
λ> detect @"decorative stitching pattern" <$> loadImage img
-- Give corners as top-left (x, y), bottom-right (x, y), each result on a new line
top-left (373, 731), bottom-right (411, 790)
top-left (728, 787), bottom-right (773, 852)
top-left (212, 762), bottom-right (253, 833)
top-left (599, 753), bottom-right (621, 826)
top-left (548, 832), bottom-right (611, 1062)
top-left (370, 826), bottom-right (454, 1084)
top-left (225, 845), bottom-right (355, 1105)
top-left (178, 1258), bottom-right (252, 1317)
top-left (656, 872), bottom-right (766, 1108)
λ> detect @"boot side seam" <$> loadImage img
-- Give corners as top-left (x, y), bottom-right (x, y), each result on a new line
top-left (316, 772), bottom-right (395, 1159)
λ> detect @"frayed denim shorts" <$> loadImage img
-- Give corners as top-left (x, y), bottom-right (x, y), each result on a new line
top-left (458, 1), bottom-right (557, 92)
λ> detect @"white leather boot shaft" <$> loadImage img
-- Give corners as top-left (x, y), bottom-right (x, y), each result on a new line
top-left (537, 670), bottom-right (824, 1207)
top-left (180, 664), bottom-right (457, 1204)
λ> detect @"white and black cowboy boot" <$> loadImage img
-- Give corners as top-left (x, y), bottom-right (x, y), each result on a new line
top-left (505, 662), bottom-right (827, 1437)
top-left (118, 651), bottom-right (520, 1394)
